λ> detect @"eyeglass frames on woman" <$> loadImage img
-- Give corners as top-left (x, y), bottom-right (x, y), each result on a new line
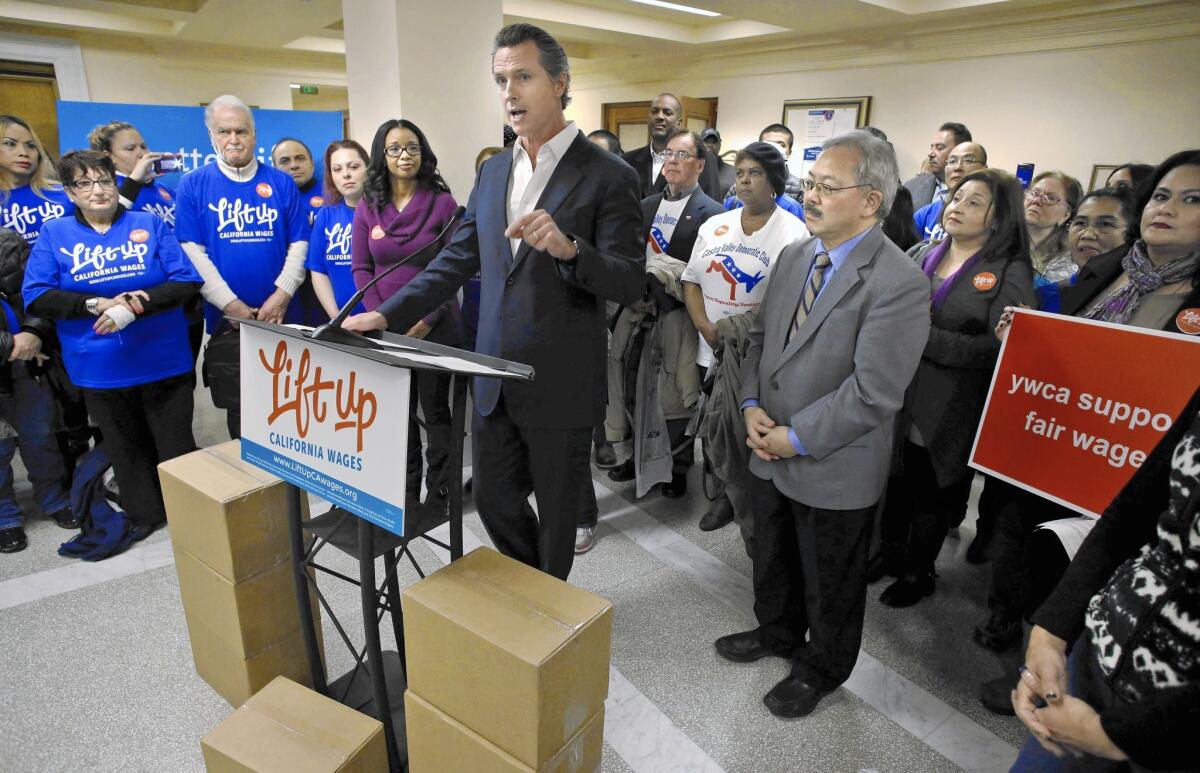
top-left (70, 178), bottom-right (117, 191)
top-left (384, 143), bottom-right (422, 158)
top-left (1025, 189), bottom-right (1064, 206)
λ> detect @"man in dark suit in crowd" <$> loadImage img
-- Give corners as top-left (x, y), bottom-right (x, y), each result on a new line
top-left (343, 23), bottom-right (644, 580)
top-left (602, 129), bottom-right (725, 500)
top-left (903, 121), bottom-right (971, 210)
top-left (622, 93), bottom-right (724, 201)
top-left (715, 130), bottom-right (930, 718)
top-left (701, 128), bottom-right (735, 196)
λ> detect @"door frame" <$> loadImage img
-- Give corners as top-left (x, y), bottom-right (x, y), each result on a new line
top-left (0, 32), bottom-right (89, 100)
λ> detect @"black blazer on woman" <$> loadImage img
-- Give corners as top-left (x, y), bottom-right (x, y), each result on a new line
top-left (903, 242), bottom-right (1036, 486)
top-left (1059, 244), bottom-right (1200, 335)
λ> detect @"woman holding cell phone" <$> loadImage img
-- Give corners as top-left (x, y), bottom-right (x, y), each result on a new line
top-left (88, 121), bottom-right (179, 228)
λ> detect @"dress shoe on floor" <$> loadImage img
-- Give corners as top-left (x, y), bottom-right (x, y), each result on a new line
top-left (607, 460), bottom-right (635, 482)
top-left (973, 612), bottom-right (1022, 652)
top-left (127, 521), bottom-right (165, 544)
top-left (979, 675), bottom-right (1017, 715)
top-left (575, 526), bottom-right (596, 555)
top-left (879, 574), bottom-right (935, 607)
top-left (661, 472), bottom-right (687, 499)
top-left (0, 526), bottom-right (28, 553)
top-left (866, 551), bottom-right (901, 584)
top-left (966, 529), bottom-right (993, 564)
top-left (714, 630), bottom-right (788, 663)
top-left (698, 496), bottom-right (734, 531)
top-left (763, 676), bottom-right (824, 718)
top-left (49, 506), bottom-right (81, 530)
top-left (594, 442), bottom-right (618, 468)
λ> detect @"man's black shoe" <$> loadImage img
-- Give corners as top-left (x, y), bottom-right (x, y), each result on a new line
top-left (879, 573), bottom-right (935, 607)
top-left (662, 472), bottom-right (687, 499)
top-left (607, 460), bottom-right (634, 482)
top-left (966, 529), bottom-right (993, 564)
top-left (714, 630), bottom-right (788, 663)
top-left (866, 551), bottom-right (900, 584)
top-left (594, 442), bottom-right (618, 468)
top-left (980, 675), bottom-right (1017, 715)
top-left (0, 526), bottom-right (27, 553)
top-left (49, 506), bottom-right (81, 530)
top-left (127, 521), bottom-right (164, 543)
top-left (698, 496), bottom-right (734, 531)
top-left (763, 676), bottom-right (824, 718)
top-left (973, 612), bottom-right (1022, 652)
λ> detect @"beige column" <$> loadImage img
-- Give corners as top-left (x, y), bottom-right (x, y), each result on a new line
top-left (342, 0), bottom-right (503, 200)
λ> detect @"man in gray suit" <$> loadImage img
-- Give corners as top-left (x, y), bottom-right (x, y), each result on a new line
top-left (714, 130), bottom-right (931, 718)
top-left (903, 121), bottom-right (971, 210)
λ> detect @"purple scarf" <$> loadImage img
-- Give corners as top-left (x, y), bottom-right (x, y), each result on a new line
top-left (1082, 240), bottom-right (1199, 325)
top-left (922, 240), bottom-right (982, 308)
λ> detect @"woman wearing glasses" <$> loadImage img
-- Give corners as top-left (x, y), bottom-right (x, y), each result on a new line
top-left (23, 151), bottom-right (202, 544)
top-left (352, 119), bottom-right (460, 509)
top-left (1024, 171), bottom-right (1082, 281)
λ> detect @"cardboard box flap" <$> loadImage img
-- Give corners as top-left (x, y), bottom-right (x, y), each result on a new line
top-left (246, 677), bottom-right (383, 758)
top-left (402, 548), bottom-right (611, 666)
top-left (203, 706), bottom-right (349, 771)
top-left (159, 441), bottom-right (280, 503)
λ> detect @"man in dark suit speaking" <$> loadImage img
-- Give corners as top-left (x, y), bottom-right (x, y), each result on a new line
top-left (343, 23), bottom-right (644, 580)
top-left (715, 130), bottom-right (931, 717)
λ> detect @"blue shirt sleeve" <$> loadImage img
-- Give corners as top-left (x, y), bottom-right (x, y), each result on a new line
top-left (306, 208), bottom-right (328, 273)
top-left (173, 173), bottom-right (204, 245)
top-left (22, 227), bottom-right (61, 308)
top-left (787, 429), bottom-right (808, 455)
top-left (740, 398), bottom-right (759, 409)
top-left (154, 217), bottom-right (202, 283)
top-left (723, 196), bottom-right (742, 211)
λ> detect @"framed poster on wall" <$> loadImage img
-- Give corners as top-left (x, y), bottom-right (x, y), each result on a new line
top-left (782, 96), bottom-right (872, 177)
top-left (1089, 164), bottom-right (1121, 191)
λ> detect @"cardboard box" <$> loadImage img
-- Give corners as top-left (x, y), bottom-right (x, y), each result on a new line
top-left (405, 690), bottom-right (603, 773)
top-left (186, 611), bottom-right (323, 708)
top-left (159, 440), bottom-right (308, 583)
top-left (202, 676), bottom-right (387, 773)
top-left (402, 548), bottom-right (613, 769)
top-left (174, 546), bottom-right (318, 660)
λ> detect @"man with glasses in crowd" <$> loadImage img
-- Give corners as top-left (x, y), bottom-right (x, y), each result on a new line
top-left (913, 141), bottom-right (988, 242)
top-left (904, 121), bottom-right (972, 210)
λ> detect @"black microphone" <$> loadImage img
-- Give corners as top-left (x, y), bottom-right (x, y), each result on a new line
top-left (309, 205), bottom-right (466, 349)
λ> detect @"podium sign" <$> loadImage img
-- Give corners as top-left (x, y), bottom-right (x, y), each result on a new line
top-left (238, 324), bottom-right (410, 535)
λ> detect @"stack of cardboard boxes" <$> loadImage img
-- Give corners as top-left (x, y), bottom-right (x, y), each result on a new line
top-left (402, 548), bottom-right (613, 773)
top-left (159, 440), bottom-right (323, 706)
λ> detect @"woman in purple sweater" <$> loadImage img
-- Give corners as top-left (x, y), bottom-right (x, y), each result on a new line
top-left (353, 118), bottom-right (460, 507)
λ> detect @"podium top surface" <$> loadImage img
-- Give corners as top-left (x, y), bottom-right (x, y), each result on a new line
top-left (236, 319), bottom-right (534, 382)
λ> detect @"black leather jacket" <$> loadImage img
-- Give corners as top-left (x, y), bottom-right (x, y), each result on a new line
top-left (0, 228), bottom-right (52, 373)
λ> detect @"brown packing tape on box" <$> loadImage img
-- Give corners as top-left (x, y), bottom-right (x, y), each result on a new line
top-left (405, 690), bottom-right (603, 773)
top-left (202, 676), bottom-right (387, 773)
top-left (159, 440), bottom-right (309, 583)
top-left (402, 548), bottom-right (613, 769)
top-left (173, 545), bottom-right (319, 659)
top-left (185, 609), bottom-right (325, 708)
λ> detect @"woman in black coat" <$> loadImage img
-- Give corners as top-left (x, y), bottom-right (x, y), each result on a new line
top-left (872, 169), bottom-right (1036, 606)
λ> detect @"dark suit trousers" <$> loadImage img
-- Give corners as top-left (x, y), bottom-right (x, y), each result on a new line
top-left (472, 395), bottom-right (595, 580)
top-left (747, 473), bottom-right (875, 692)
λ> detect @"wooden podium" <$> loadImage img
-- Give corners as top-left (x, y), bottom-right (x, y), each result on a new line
top-left (236, 320), bottom-right (533, 771)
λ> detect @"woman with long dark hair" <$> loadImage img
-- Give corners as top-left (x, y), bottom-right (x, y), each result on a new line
top-left (872, 168), bottom-right (1036, 606)
top-left (351, 119), bottom-right (460, 508)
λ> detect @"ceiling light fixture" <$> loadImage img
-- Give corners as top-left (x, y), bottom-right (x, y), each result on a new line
top-left (628, 0), bottom-right (720, 17)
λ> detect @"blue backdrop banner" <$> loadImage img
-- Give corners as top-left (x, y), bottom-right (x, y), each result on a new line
top-left (56, 100), bottom-right (342, 188)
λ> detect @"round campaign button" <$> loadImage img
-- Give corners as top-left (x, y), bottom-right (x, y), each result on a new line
top-left (129, 229), bottom-right (150, 243)
top-left (1175, 307), bottom-right (1200, 335)
top-left (714, 224), bottom-right (729, 236)
top-left (371, 225), bottom-right (385, 240)
top-left (310, 196), bottom-right (325, 208)
top-left (256, 183), bottom-right (273, 198)
top-left (972, 272), bottom-right (997, 291)
top-left (158, 188), bottom-right (172, 201)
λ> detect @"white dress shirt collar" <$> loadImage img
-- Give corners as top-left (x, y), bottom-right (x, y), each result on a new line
top-left (507, 121), bottom-right (579, 256)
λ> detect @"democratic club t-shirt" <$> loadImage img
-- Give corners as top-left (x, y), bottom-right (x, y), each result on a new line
top-left (174, 163), bottom-right (308, 331)
top-left (305, 202), bottom-right (363, 314)
top-left (645, 195), bottom-right (690, 259)
top-left (23, 210), bottom-right (201, 389)
top-left (681, 206), bottom-right (810, 366)
top-left (1, 184), bottom-right (73, 246)
top-left (118, 174), bottom-right (176, 227)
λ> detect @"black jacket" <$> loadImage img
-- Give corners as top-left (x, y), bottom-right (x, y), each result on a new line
top-left (621, 144), bottom-right (725, 202)
top-left (0, 228), bottom-right (52, 362)
top-left (1059, 244), bottom-right (1200, 335)
top-left (902, 242), bottom-right (1036, 486)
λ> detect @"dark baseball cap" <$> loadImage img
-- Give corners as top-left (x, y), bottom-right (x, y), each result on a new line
top-left (700, 128), bottom-right (721, 142)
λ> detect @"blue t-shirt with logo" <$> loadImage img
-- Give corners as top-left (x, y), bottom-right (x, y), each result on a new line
top-left (914, 198), bottom-right (946, 242)
top-left (305, 202), bottom-right (362, 315)
top-left (174, 163), bottom-right (308, 331)
top-left (1, 184), bottom-right (73, 246)
top-left (298, 179), bottom-right (325, 227)
top-left (23, 210), bottom-right (201, 389)
top-left (118, 174), bottom-right (176, 227)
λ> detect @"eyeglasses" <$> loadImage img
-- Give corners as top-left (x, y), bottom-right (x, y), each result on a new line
top-left (1025, 190), bottom-right (1064, 206)
top-left (945, 156), bottom-right (982, 168)
top-left (70, 178), bottom-right (117, 191)
top-left (384, 143), bottom-right (422, 158)
top-left (1068, 218), bottom-right (1125, 233)
top-left (799, 179), bottom-right (870, 197)
top-left (662, 150), bottom-right (697, 161)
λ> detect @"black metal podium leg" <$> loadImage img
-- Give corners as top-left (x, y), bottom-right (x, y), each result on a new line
top-left (448, 374), bottom-right (467, 561)
top-left (286, 484), bottom-right (326, 694)
top-left (360, 519), bottom-right (400, 772)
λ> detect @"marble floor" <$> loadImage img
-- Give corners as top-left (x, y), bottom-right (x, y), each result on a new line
top-left (0, 373), bottom-right (1029, 772)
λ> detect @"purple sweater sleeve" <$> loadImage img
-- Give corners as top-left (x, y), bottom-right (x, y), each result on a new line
top-left (351, 204), bottom-right (383, 311)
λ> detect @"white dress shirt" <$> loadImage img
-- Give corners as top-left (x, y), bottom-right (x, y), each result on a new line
top-left (651, 149), bottom-right (666, 187)
top-left (507, 121), bottom-right (579, 257)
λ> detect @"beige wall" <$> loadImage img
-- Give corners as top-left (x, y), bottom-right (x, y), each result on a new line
top-left (565, 36), bottom-right (1200, 188)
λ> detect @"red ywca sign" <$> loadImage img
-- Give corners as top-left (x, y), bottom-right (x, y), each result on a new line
top-left (970, 310), bottom-right (1200, 516)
